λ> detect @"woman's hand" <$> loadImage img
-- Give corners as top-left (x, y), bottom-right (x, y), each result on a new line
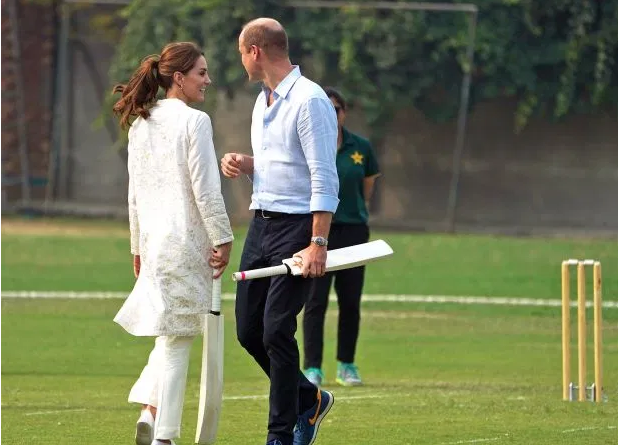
top-left (210, 241), bottom-right (233, 278)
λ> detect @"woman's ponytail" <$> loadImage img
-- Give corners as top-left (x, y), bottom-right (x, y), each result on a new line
top-left (112, 55), bottom-right (161, 129)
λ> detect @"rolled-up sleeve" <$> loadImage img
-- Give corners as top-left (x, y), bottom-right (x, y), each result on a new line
top-left (297, 97), bottom-right (339, 213)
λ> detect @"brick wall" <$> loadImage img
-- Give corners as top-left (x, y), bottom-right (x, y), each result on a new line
top-left (1, 0), bottom-right (56, 202)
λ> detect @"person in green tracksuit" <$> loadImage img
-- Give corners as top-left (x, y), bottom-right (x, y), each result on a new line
top-left (302, 86), bottom-right (381, 387)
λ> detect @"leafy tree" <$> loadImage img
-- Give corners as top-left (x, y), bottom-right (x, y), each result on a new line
top-left (106, 0), bottom-right (618, 136)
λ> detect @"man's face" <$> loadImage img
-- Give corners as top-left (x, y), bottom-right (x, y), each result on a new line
top-left (238, 34), bottom-right (262, 82)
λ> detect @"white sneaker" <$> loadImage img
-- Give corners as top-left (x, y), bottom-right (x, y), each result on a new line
top-left (135, 409), bottom-right (154, 445)
top-left (151, 440), bottom-right (176, 445)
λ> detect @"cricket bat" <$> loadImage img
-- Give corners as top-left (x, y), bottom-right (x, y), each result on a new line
top-left (195, 274), bottom-right (223, 444)
top-left (232, 239), bottom-right (393, 281)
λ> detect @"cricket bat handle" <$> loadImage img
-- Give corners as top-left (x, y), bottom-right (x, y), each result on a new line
top-left (232, 264), bottom-right (290, 281)
top-left (211, 273), bottom-right (222, 313)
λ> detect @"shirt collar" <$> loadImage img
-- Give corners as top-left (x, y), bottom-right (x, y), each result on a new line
top-left (341, 126), bottom-right (354, 148)
top-left (262, 66), bottom-right (302, 99)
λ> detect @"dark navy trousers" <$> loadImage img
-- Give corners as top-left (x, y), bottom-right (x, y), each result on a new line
top-left (235, 212), bottom-right (318, 445)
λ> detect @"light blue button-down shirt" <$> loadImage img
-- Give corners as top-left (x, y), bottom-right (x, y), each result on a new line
top-left (249, 66), bottom-right (339, 214)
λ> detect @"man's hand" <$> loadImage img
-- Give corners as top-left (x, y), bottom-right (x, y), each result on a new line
top-left (210, 241), bottom-right (233, 278)
top-left (221, 153), bottom-right (253, 178)
top-left (293, 243), bottom-right (328, 278)
top-left (133, 255), bottom-right (141, 278)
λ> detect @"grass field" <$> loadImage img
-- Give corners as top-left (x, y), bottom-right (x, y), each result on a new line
top-left (2, 217), bottom-right (617, 445)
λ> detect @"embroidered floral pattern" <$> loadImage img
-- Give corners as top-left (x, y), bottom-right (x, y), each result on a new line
top-left (114, 99), bottom-right (234, 337)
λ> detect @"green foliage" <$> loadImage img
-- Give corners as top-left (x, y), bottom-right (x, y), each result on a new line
top-left (107, 0), bottom-right (618, 135)
top-left (107, 0), bottom-right (255, 105)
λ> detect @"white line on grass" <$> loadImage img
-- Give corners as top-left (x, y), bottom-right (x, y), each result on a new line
top-left (223, 394), bottom-right (269, 401)
top-left (562, 425), bottom-right (617, 433)
top-left (3, 291), bottom-right (617, 308)
top-left (21, 400), bottom-right (617, 442)
top-left (26, 408), bottom-right (87, 416)
top-left (22, 394), bottom-right (389, 416)
top-left (441, 436), bottom-right (505, 444)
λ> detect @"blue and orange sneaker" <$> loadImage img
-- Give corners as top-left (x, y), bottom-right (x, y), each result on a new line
top-left (293, 389), bottom-right (334, 445)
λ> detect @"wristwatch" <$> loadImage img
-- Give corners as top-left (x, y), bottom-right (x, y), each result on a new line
top-left (311, 236), bottom-right (328, 247)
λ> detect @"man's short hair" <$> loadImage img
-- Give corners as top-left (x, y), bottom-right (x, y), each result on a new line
top-left (242, 20), bottom-right (288, 57)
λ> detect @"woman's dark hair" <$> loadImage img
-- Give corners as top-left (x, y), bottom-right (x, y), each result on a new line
top-left (323, 86), bottom-right (347, 111)
top-left (112, 42), bottom-right (203, 128)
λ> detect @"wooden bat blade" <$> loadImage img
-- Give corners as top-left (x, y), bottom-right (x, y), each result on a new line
top-left (195, 313), bottom-right (224, 444)
top-left (232, 240), bottom-right (393, 281)
top-left (283, 239), bottom-right (393, 275)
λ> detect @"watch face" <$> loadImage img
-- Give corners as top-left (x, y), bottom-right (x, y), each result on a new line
top-left (312, 237), bottom-right (327, 246)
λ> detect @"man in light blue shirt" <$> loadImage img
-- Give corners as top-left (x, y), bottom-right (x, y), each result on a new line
top-left (249, 66), bottom-right (339, 215)
top-left (221, 17), bottom-right (338, 445)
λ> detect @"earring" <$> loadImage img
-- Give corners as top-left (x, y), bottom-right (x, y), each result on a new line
top-left (180, 84), bottom-right (184, 91)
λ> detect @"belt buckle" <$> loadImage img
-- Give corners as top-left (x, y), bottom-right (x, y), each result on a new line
top-left (260, 209), bottom-right (272, 219)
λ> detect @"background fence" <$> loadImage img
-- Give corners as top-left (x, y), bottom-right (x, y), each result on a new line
top-left (2, 0), bottom-right (617, 235)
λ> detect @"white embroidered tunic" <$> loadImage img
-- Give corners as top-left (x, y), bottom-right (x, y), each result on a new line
top-left (114, 98), bottom-right (234, 337)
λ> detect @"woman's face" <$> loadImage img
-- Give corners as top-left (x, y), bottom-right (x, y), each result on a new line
top-left (179, 55), bottom-right (211, 103)
top-left (330, 97), bottom-right (345, 128)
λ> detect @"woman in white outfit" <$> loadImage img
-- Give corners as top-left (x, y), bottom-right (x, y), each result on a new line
top-left (111, 42), bottom-right (234, 445)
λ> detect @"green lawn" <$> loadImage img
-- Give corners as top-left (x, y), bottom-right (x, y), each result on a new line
top-left (2, 217), bottom-right (618, 299)
top-left (2, 218), bottom-right (617, 444)
top-left (2, 298), bottom-right (617, 445)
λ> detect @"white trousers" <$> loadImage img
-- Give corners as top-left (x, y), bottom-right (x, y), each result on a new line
top-left (129, 336), bottom-right (194, 440)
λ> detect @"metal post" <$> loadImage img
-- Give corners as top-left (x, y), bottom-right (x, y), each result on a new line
top-left (286, 1), bottom-right (477, 13)
top-left (7, 0), bottom-right (31, 205)
top-left (284, 1), bottom-right (478, 232)
top-left (49, 1), bottom-right (72, 202)
top-left (445, 10), bottom-right (477, 231)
